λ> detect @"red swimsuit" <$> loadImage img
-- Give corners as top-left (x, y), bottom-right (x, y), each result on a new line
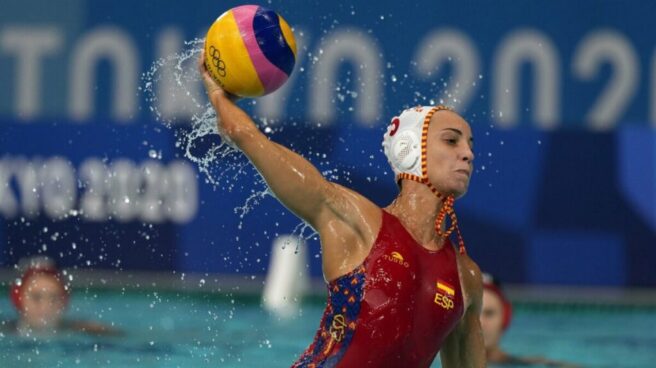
top-left (292, 210), bottom-right (464, 368)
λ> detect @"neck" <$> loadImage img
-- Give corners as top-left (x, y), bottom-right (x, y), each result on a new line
top-left (385, 180), bottom-right (447, 247)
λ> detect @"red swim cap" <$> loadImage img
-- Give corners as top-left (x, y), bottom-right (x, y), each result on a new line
top-left (9, 257), bottom-right (70, 312)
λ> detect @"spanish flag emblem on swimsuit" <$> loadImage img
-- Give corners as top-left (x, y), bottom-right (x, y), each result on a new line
top-left (437, 280), bottom-right (455, 297)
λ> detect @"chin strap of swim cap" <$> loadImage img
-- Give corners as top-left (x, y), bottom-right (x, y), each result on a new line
top-left (395, 106), bottom-right (466, 255)
top-left (434, 195), bottom-right (465, 255)
top-left (398, 173), bottom-right (465, 255)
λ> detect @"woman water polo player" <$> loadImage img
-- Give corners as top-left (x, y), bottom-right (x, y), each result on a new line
top-left (2, 256), bottom-right (120, 337)
top-left (481, 274), bottom-right (581, 367)
top-left (198, 52), bottom-right (485, 367)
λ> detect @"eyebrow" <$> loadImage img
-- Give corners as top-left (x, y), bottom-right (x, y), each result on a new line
top-left (441, 128), bottom-right (474, 144)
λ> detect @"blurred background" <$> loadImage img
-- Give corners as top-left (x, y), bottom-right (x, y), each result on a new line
top-left (0, 0), bottom-right (655, 366)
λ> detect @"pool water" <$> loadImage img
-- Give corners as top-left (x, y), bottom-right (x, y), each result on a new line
top-left (0, 290), bottom-right (654, 367)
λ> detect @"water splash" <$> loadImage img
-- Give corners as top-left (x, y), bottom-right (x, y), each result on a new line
top-left (142, 38), bottom-right (248, 189)
top-left (142, 38), bottom-right (318, 239)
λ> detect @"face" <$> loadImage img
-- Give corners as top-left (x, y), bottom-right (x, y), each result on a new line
top-left (20, 274), bottom-right (66, 330)
top-left (425, 111), bottom-right (474, 199)
top-left (480, 289), bottom-right (505, 349)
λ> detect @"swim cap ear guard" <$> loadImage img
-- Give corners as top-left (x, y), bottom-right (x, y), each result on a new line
top-left (382, 105), bottom-right (466, 254)
top-left (9, 256), bottom-right (70, 312)
top-left (482, 273), bottom-right (513, 331)
top-left (383, 111), bottom-right (424, 178)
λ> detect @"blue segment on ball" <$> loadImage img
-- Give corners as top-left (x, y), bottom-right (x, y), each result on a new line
top-left (254, 6), bottom-right (296, 76)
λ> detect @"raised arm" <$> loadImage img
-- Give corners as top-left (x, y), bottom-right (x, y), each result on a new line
top-left (197, 52), bottom-right (378, 240)
top-left (440, 258), bottom-right (486, 368)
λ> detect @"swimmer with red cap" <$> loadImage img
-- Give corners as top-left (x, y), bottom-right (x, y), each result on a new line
top-left (481, 273), bottom-right (580, 367)
top-left (200, 50), bottom-right (485, 367)
top-left (3, 256), bottom-right (120, 336)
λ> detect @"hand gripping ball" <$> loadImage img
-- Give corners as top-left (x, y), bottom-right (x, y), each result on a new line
top-left (204, 5), bottom-right (297, 97)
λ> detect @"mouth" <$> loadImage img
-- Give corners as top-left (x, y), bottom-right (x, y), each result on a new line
top-left (455, 169), bottom-right (471, 178)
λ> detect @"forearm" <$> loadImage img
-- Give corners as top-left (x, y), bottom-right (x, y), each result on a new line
top-left (69, 320), bottom-right (124, 336)
top-left (214, 93), bottom-right (261, 146)
top-left (463, 327), bottom-right (486, 368)
top-left (441, 332), bottom-right (486, 368)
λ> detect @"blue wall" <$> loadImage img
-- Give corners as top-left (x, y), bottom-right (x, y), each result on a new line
top-left (1, 0), bottom-right (654, 286)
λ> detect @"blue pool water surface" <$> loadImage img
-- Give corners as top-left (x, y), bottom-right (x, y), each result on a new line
top-left (0, 291), bottom-right (654, 367)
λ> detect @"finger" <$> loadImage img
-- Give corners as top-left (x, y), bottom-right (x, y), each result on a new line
top-left (198, 49), bottom-right (206, 73)
top-left (198, 53), bottom-right (216, 87)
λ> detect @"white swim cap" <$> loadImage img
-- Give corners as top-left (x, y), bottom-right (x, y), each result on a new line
top-left (382, 105), bottom-right (452, 185)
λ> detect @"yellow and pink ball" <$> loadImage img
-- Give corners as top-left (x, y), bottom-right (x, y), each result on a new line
top-left (204, 5), bottom-right (297, 97)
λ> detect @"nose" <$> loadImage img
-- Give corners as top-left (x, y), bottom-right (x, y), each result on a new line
top-left (461, 145), bottom-right (474, 163)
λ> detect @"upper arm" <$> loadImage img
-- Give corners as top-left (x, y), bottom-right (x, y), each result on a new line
top-left (440, 258), bottom-right (486, 368)
top-left (216, 99), bottom-right (381, 273)
top-left (249, 139), bottom-right (378, 236)
top-left (228, 116), bottom-right (335, 225)
top-left (215, 95), bottom-right (336, 228)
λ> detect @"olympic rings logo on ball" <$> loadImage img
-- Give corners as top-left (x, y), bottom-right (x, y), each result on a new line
top-left (209, 46), bottom-right (226, 77)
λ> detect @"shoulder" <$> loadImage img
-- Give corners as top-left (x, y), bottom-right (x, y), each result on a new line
top-left (322, 182), bottom-right (382, 235)
top-left (316, 182), bottom-right (383, 281)
top-left (326, 182), bottom-right (381, 213)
